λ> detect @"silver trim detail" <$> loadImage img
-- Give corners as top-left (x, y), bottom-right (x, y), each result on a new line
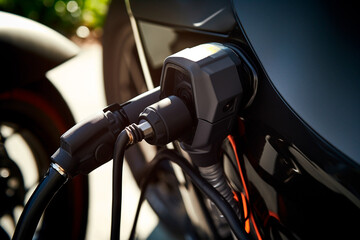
top-left (126, 1), bottom-right (154, 90)
top-left (51, 162), bottom-right (67, 177)
top-left (138, 121), bottom-right (154, 139)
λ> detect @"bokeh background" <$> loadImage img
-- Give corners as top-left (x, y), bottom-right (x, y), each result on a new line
top-left (0, 0), bottom-right (109, 41)
top-left (1, 1), bottom-right (160, 239)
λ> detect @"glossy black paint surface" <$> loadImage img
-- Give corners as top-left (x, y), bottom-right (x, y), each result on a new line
top-left (239, 75), bottom-right (360, 238)
top-left (233, 1), bottom-right (360, 164)
top-left (130, 0), bottom-right (235, 33)
top-left (128, 0), bottom-right (360, 239)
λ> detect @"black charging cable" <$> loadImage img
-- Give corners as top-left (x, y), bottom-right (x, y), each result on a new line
top-left (12, 164), bottom-right (68, 240)
top-left (108, 94), bottom-right (249, 239)
top-left (110, 121), bottom-right (154, 240)
top-left (110, 130), bottom-right (129, 240)
top-left (128, 149), bottom-right (251, 240)
top-left (12, 88), bottom-right (160, 240)
top-left (110, 95), bottom-right (193, 240)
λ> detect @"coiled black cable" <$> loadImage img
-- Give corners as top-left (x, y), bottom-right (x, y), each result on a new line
top-left (12, 165), bottom-right (68, 240)
top-left (129, 149), bottom-right (252, 240)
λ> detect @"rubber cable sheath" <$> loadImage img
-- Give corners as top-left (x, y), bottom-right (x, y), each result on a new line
top-left (129, 149), bottom-right (251, 240)
top-left (111, 130), bottom-right (129, 240)
top-left (12, 166), bottom-right (68, 240)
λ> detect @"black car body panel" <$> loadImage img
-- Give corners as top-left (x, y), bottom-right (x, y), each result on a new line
top-left (127, 0), bottom-right (360, 238)
top-left (129, 0), bottom-right (236, 34)
top-left (233, 1), bottom-right (360, 165)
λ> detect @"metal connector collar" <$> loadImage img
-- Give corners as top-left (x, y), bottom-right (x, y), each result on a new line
top-left (138, 120), bottom-right (154, 139)
top-left (50, 162), bottom-right (67, 177)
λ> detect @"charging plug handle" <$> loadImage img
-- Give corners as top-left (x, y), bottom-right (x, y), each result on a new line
top-left (51, 87), bottom-right (160, 177)
top-left (51, 109), bottom-right (126, 177)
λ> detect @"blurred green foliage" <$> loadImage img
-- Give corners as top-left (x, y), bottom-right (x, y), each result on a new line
top-left (0, 0), bottom-right (110, 37)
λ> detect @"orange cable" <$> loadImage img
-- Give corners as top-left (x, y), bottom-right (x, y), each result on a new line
top-left (228, 135), bottom-right (262, 240)
top-left (241, 193), bottom-right (251, 233)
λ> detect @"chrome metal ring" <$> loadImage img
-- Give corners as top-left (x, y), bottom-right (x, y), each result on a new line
top-left (51, 162), bottom-right (67, 177)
